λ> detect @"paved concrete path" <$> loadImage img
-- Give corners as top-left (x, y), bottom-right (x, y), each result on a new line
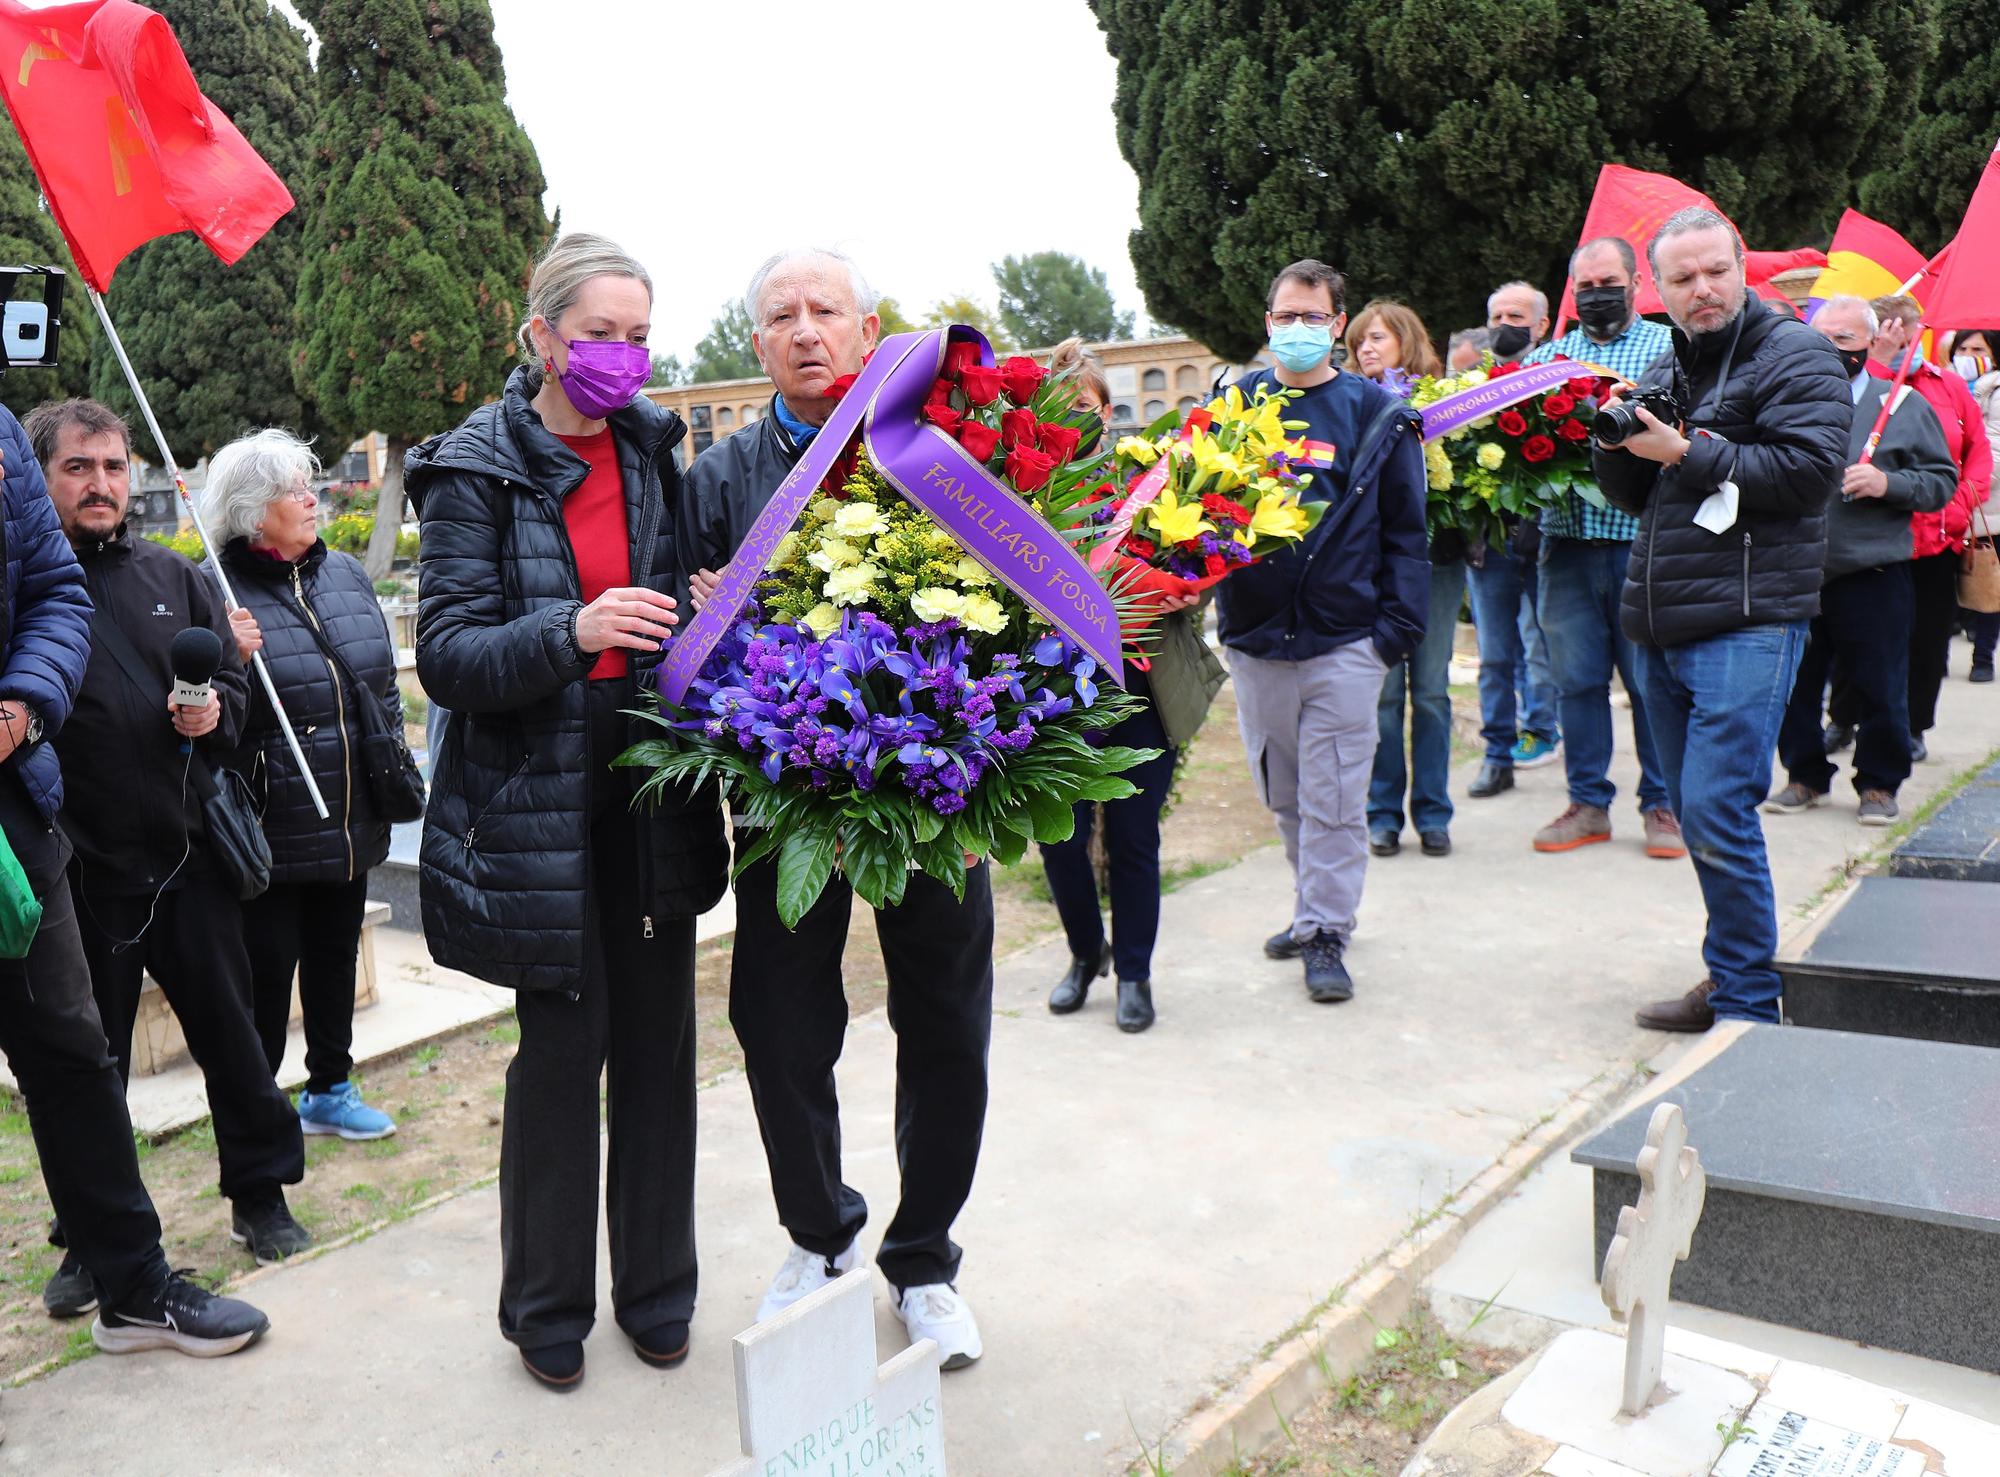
top-left (3, 679), bottom-right (1991, 1475)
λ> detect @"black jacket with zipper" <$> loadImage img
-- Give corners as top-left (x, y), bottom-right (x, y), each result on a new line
top-left (407, 367), bottom-right (727, 994)
top-left (1594, 299), bottom-right (1851, 649)
top-left (215, 536), bottom-right (399, 885)
top-left (62, 528), bottom-right (247, 896)
top-left (673, 396), bottom-right (804, 594)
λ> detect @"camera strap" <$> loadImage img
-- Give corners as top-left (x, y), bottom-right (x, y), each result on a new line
top-left (1689, 309), bottom-right (1749, 424)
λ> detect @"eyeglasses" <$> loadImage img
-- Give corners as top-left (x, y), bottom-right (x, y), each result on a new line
top-left (277, 484), bottom-right (314, 506)
top-left (1268, 312), bottom-right (1336, 328)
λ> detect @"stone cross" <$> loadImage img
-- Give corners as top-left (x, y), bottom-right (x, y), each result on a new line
top-left (1600, 1101), bottom-right (1707, 1416)
top-left (708, 1268), bottom-right (948, 1477)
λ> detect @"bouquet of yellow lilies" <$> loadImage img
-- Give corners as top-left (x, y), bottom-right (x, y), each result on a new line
top-left (1094, 384), bottom-right (1327, 595)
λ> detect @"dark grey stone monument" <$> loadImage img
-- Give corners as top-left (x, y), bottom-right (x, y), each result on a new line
top-left (1890, 757), bottom-right (2000, 883)
top-left (1573, 1023), bottom-right (2000, 1373)
top-left (1779, 876), bottom-right (2000, 1046)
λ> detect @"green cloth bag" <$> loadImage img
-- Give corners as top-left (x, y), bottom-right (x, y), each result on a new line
top-left (1145, 608), bottom-right (1228, 749)
top-left (0, 827), bottom-right (43, 960)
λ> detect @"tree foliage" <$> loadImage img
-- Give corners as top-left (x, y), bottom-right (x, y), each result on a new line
top-left (89, 0), bottom-right (321, 458)
top-left (0, 122), bottom-right (96, 420)
top-left (649, 351), bottom-right (687, 388)
top-left (993, 251), bottom-right (1134, 348)
top-left (1092, 0), bottom-right (1941, 360)
top-left (923, 295), bottom-right (1010, 350)
top-left (1859, 0), bottom-right (2000, 253)
top-left (874, 294), bottom-right (918, 336)
top-left (689, 300), bottom-right (761, 382)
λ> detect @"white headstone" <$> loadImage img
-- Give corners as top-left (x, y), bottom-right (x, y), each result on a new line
top-left (707, 1269), bottom-right (947, 1477)
top-left (1601, 1101), bottom-right (1707, 1416)
top-left (1711, 1409), bottom-right (1927, 1477)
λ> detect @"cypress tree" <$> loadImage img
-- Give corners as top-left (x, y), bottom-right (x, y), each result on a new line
top-left (0, 120), bottom-right (96, 420)
top-left (1859, 0), bottom-right (2000, 252)
top-left (1093, 0), bottom-right (1939, 359)
top-left (89, 0), bottom-right (322, 459)
top-left (294, 0), bottom-right (550, 576)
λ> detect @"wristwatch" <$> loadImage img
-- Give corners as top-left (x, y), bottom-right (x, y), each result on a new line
top-left (1, 704), bottom-right (42, 748)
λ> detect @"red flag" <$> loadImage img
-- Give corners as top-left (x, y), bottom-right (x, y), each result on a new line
top-left (1923, 138), bottom-right (2000, 328)
top-left (0, 0), bottom-right (292, 293)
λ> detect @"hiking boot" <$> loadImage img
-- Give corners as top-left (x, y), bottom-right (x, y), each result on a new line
top-left (1857, 789), bottom-right (1899, 826)
top-left (1048, 941), bottom-right (1110, 1014)
top-left (1762, 782), bottom-right (1826, 815)
top-left (1510, 732), bottom-right (1560, 769)
top-left (1532, 803), bottom-right (1611, 853)
top-left (1642, 808), bottom-right (1686, 860)
top-left (1467, 763), bottom-right (1515, 799)
top-left (1301, 932), bottom-right (1354, 1004)
top-left (1636, 979), bottom-right (1719, 1034)
top-left (93, 1270), bottom-right (269, 1358)
top-left (297, 1080), bottom-right (396, 1141)
top-left (41, 1252), bottom-right (95, 1320)
top-left (230, 1189), bottom-right (313, 1266)
top-left (1263, 928), bottom-right (1303, 961)
top-left (1822, 721), bottom-right (1854, 755)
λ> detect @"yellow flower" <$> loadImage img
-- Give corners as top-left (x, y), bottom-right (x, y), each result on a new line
top-left (810, 497), bottom-right (840, 524)
top-left (807, 538), bottom-right (862, 573)
top-left (961, 592), bottom-right (1007, 634)
top-left (1249, 492), bottom-right (1310, 542)
top-left (953, 557), bottom-right (994, 587)
top-left (772, 531), bottom-right (801, 567)
top-left (1424, 442), bottom-right (1454, 492)
top-left (832, 502), bottom-right (889, 539)
top-left (1116, 435), bottom-right (1162, 466)
top-left (1141, 486), bottom-right (1216, 546)
top-left (1189, 431), bottom-right (1252, 493)
top-left (1205, 384), bottom-right (1248, 423)
top-left (1476, 442), bottom-right (1506, 471)
top-left (824, 563), bottom-right (879, 607)
top-left (800, 602), bottom-right (840, 638)
top-left (910, 587), bottom-right (968, 623)
top-left (1462, 370), bottom-right (1489, 387)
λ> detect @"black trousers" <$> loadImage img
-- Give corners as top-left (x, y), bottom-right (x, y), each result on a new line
top-left (1829, 549), bottom-right (1962, 737)
top-left (498, 679), bottom-right (699, 1350)
top-left (1781, 563), bottom-right (1914, 797)
top-left (242, 873), bottom-right (369, 1094)
top-left (0, 793), bottom-right (167, 1307)
top-left (730, 851), bottom-right (993, 1290)
top-left (74, 861), bottom-right (304, 1202)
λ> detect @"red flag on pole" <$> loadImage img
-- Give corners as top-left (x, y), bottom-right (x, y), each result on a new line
top-left (0, 0), bottom-right (293, 292)
top-left (1922, 138), bottom-right (2000, 329)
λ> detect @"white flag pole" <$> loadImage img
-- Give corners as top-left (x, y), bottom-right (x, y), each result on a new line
top-left (85, 285), bottom-right (330, 820)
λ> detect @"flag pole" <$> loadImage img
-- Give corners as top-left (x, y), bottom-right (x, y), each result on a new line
top-left (1853, 264), bottom-right (1935, 469)
top-left (84, 286), bottom-right (330, 820)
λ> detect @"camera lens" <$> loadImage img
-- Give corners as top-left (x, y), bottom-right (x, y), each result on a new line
top-left (1592, 403), bottom-right (1638, 445)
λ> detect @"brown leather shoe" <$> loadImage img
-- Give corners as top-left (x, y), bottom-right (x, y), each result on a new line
top-left (1642, 807), bottom-right (1686, 859)
top-left (1635, 979), bottom-right (1719, 1033)
top-left (1533, 802), bottom-right (1611, 853)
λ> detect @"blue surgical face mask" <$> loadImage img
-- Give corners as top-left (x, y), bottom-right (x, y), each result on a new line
top-left (1269, 321), bottom-right (1334, 373)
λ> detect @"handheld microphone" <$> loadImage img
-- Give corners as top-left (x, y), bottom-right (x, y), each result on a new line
top-left (169, 626), bottom-right (223, 711)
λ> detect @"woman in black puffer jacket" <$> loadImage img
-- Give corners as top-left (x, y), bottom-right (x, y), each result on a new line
top-left (406, 233), bottom-right (726, 1391)
top-left (208, 429), bottom-right (404, 1144)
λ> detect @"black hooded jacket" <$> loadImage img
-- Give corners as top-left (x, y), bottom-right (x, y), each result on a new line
top-left (673, 397), bottom-right (804, 590)
top-left (1594, 299), bottom-right (1851, 649)
top-left (406, 367), bottom-right (727, 993)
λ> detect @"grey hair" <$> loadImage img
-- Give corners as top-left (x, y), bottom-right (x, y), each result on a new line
top-left (1572, 236), bottom-right (1639, 279)
top-left (1487, 280), bottom-right (1549, 323)
top-left (1447, 327), bottom-right (1494, 354)
top-left (744, 247), bottom-right (879, 326)
top-left (202, 428), bottom-right (321, 543)
top-left (1822, 294), bottom-right (1881, 338)
top-left (516, 232), bottom-right (653, 366)
top-left (1647, 207), bottom-right (1744, 275)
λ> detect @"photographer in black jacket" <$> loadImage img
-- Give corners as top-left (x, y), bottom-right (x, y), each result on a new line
top-left (1592, 208), bottom-right (1850, 1034)
top-left (26, 401), bottom-right (307, 1310)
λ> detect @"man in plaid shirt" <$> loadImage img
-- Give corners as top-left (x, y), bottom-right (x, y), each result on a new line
top-left (1524, 238), bottom-right (1685, 861)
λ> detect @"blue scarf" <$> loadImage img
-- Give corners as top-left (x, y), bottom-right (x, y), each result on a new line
top-left (772, 394), bottom-right (820, 450)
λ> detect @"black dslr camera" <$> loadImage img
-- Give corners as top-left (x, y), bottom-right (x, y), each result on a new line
top-left (1592, 381), bottom-right (1686, 445)
top-left (0, 266), bottom-right (66, 375)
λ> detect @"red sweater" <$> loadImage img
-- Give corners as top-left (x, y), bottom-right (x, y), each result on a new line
top-left (1868, 360), bottom-right (1993, 556)
top-left (554, 430), bottom-right (632, 680)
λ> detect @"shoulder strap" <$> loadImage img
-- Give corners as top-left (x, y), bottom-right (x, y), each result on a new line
top-left (89, 605), bottom-right (164, 705)
top-left (281, 590), bottom-right (364, 695)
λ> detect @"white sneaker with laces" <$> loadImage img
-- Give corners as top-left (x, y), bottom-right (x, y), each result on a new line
top-left (755, 1240), bottom-right (858, 1323)
top-left (895, 1282), bottom-right (983, 1370)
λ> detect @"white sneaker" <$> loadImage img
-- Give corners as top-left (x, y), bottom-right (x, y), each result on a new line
top-left (895, 1282), bottom-right (983, 1370)
top-left (755, 1241), bottom-right (857, 1323)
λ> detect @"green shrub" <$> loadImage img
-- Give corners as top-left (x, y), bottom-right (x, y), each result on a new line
top-left (144, 529), bottom-right (207, 562)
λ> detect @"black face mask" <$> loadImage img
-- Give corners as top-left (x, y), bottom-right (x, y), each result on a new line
top-left (1489, 324), bottom-right (1533, 358)
top-left (1575, 286), bottom-right (1631, 338)
top-left (1835, 345), bottom-right (1869, 378)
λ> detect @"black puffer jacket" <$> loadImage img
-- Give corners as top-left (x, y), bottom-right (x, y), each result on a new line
top-left (1595, 300), bottom-right (1850, 648)
top-left (217, 537), bottom-right (399, 884)
top-left (407, 367), bottom-right (727, 994)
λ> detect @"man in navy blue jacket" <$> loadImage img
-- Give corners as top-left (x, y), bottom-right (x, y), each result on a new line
top-left (0, 403), bottom-right (267, 1360)
top-left (1217, 260), bottom-right (1430, 1003)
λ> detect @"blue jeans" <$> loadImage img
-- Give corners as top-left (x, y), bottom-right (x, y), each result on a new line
top-left (1467, 548), bottom-right (1559, 765)
top-left (1370, 560), bottom-right (1466, 834)
top-left (1635, 622), bottom-right (1808, 1023)
top-left (1537, 538), bottom-right (1667, 814)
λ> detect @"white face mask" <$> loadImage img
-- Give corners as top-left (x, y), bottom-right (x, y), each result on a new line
top-left (1954, 352), bottom-right (1993, 382)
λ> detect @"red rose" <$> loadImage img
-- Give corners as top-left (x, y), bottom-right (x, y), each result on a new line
top-left (1496, 410), bottom-right (1529, 438)
top-left (1000, 355), bottom-right (1047, 405)
top-left (1491, 361), bottom-right (1521, 377)
top-left (1004, 443), bottom-right (1056, 493)
top-left (957, 420), bottom-right (1001, 460)
top-left (1566, 376), bottom-right (1600, 400)
top-left (1558, 418), bottom-right (1591, 442)
top-left (1127, 537), bottom-right (1157, 560)
top-left (1521, 434), bottom-right (1557, 464)
top-left (959, 365), bottom-right (1004, 406)
top-left (944, 340), bottom-right (981, 375)
top-left (925, 377), bottom-right (955, 408)
top-left (923, 403), bottom-right (964, 436)
top-left (1035, 421), bottom-right (1083, 465)
top-left (1201, 493), bottom-right (1252, 525)
top-left (1541, 392), bottom-right (1577, 419)
top-left (1204, 553), bottom-right (1229, 578)
top-left (825, 372), bottom-right (858, 402)
top-left (1000, 407), bottom-right (1039, 450)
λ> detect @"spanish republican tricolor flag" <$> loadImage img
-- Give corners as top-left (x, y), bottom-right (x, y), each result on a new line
top-left (1806, 211), bottom-right (1930, 321)
top-left (1925, 137), bottom-right (2000, 330)
top-left (0, 0), bottom-right (292, 293)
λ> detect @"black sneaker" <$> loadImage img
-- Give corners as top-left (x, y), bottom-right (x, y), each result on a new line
top-left (42, 1251), bottom-right (96, 1319)
top-left (1301, 931), bottom-right (1355, 1004)
top-left (93, 1270), bottom-right (269, 1357)
top-left (230, 1190), bottom-right (313, 1265)
top-left (1263, 928), bottom-right (1303, 961)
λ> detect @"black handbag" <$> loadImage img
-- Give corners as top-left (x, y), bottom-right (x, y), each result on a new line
top-left (284, 596), bottom-right (427, 824)
top-left (89, 609), bottom-right (272, 901)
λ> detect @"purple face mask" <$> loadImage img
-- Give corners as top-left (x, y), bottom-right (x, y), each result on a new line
top-left (557, 339), bottom-right (649, 419)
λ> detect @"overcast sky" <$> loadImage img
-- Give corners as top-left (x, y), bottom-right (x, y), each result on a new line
top-left (240, 0), bottom-right (1152, 359)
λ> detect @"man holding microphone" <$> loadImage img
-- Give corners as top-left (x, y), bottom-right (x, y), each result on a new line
top-left (25, 400), bottom-right (307, 1314)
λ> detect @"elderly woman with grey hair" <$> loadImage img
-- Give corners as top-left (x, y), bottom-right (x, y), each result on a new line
top-left (206, 428), bottom-right (401, 1143)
